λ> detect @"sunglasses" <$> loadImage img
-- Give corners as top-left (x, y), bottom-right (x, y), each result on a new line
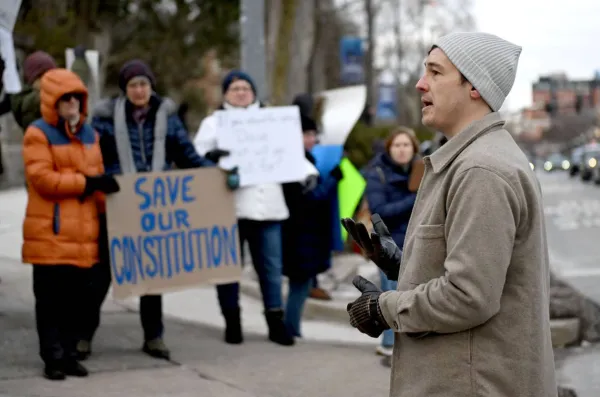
top-left (59, 93), bottom-right (82, 102)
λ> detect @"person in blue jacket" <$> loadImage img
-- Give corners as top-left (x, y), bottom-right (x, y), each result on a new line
top-left (363, 126), bottom-right (419, 362)
top-left (281, 112), bottom-right (343, 337)
top-left (77, 60), bottom-right (239, 361)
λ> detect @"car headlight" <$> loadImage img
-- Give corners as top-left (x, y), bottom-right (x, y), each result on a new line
top-left (544, 161), bottom-right (552, 171)
top-left (589, 158), bottom-right (597, 168)
top-left (529, 162), bottom-right (535, 170)
top-left (562, 160), bottom-right (570, 170)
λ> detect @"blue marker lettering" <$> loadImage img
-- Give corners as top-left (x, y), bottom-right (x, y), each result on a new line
top-left (166, 175), bottom-right (179, 204)
top-left (135, 177), bottom-right (151, 210)
top-left (211, 225), bottom-right (222, 267)
top-left (153, 177), bottom-right (167, 208)
top-left (110, 237), bottom-right (125, 284)
top-left (181, 175), bottom-right (195, 203)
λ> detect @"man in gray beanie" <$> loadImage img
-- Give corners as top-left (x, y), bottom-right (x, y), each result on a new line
top-left (342, 32), bottom-right (558, 396)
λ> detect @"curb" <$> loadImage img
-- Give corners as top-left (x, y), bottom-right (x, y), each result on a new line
top-left (239, 253), bottom-right (367, 323)
top-left (550, 318), bottom-right (581, 347)
top-left (241, 279), bottom-right (582, 347)
top-left (240, 279), bottom-right (352, 323)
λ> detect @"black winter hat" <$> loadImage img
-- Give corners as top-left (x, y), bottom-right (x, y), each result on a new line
top-left (300, 114), bottom-right (317, 133)
top-left (119, 59), bottom-right (156, 92)
top-left (222, 70), bottom-right (257, 95)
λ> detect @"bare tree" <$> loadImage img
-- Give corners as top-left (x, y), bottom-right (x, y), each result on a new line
top-left (379, 0), bottom-right (475, 125)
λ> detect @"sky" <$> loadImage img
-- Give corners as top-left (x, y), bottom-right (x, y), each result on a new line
top-left (474, 0), bottom-right (600, 111)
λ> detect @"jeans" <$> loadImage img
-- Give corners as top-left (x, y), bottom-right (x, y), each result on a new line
top-left (239, 219), bottom-right (284, 310)
top-left (215, 220), bottom-right (284, 311)
top-left (33, 265), bottom-right (87, 365)
top-left (379, 269), bottom-right (398, 348)
top-left (284, 278), bottom-right (314, 337)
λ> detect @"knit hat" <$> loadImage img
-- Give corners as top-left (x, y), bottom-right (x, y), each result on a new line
top-left (433, 32), bottom-right (522, 112)
top-left (222, 70), bottom-right (257, 95)
top-left (23, 51), bottom-right (57, 85)
top-left (118, 59), bottom-right (156, 92)
top-left (300, 114), bottom-right (317, 133)
top-left (74, 45), bottom-right (86, 58)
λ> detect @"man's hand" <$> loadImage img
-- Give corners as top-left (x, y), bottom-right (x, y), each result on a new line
top-left (347, 276), bottom-right (389, 338)
top-left (341, 214), bottom-right (402, 280)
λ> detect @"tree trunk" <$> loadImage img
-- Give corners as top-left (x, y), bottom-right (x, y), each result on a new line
top-left (305, 0), bottom-right (320, 94)
top-left (270, 0), bottom-right (297, 105)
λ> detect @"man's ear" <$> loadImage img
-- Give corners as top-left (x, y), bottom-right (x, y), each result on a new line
top-left (469, 86), bottom-right (482, 100)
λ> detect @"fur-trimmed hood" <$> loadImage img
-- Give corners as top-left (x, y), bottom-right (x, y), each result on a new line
top-left (93, 94), bottom-right (177, 119)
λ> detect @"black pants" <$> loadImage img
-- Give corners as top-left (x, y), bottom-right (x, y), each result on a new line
top-left (33, 265), bottom-right (87, 366)
top-left (79, 260), bottom-right (164, 342)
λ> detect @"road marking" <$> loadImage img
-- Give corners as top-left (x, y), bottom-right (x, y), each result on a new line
top-left (544, 199), bottom-right (600, 231)
top-left (558, 268), bottom-right (600, 278)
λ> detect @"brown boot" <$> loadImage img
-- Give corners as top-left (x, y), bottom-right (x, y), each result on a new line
top-left (309, 287), bottom-right (332, 301)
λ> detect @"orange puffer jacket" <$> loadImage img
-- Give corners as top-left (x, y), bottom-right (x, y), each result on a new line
top-left (21, 68), bottom-right (105, 268)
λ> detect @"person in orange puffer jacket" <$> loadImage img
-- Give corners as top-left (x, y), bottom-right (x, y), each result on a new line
top-left (21, 68), bottom-right (119, 381)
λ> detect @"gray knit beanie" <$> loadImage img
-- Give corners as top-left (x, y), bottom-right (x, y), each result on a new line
top-left (433, 32), bottom-right (522, 112)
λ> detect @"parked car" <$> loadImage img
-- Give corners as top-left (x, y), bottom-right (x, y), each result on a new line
top-left (580, 144), bottom-right (600, 181)
top-left (568, 146), bottom-right (584, 176)
top-left (543, 153), bottom-right (570, 172)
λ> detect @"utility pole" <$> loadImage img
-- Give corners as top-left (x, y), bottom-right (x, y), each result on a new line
top-left (365, 0), bottom-right (375, 108)
top-left (240, 0), bottom-right (268, 101)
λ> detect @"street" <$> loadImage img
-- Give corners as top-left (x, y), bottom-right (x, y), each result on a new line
top-left (0, 169), bottom-right (600, 396)
top-left (541, 171), bottom-right (600, 301)
top-left (538, 170), bottom-right (600, 396)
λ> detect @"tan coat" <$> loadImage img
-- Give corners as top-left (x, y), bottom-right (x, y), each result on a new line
top-left (378, 113), bottom-right (557, 397)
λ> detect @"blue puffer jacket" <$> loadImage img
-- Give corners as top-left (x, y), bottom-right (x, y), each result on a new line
top-left (91, 94), bottom-right (213, 175)
top-left (364, 153), bottom-right (417, 247)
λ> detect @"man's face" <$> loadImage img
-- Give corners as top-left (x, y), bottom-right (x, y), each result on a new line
top-left (415, 48), bottom-right (471, 133)
top-left (225, 79), bottom-right (255, 108)
top-left (126, 77), bottom-right (152, 107)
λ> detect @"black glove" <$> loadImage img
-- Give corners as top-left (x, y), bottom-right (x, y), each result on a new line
top-left (329, 165), bottom-right (343, 181)
top-left (347, 275), bottom-right (389, 338)
top-left (341, 214), bottom-right (402, 280)
top-left (205, 149), bottom-right (231, 163)
top-left (84, 175), bottom-right (120, 196)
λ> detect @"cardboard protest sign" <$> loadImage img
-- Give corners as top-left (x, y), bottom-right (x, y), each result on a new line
top-left (216, 106), bottom-right (307, 186)
top-left (106, 168), bottom-right (242, 300)
top-left (0, 0), bottom-right (22, 32)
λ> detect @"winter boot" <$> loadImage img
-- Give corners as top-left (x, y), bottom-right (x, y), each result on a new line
top-left (142, 338), bottom-right (171, 360)
top-left (43, 362), bottom-right (66, 381)
top-left (63, 359), bottom-right (89, 377)
top-left (223, 307), bottom-right (243, 344)
top-left (265, 309), bottom-right (295, 346)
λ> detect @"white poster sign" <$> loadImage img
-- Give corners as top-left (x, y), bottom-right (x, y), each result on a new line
top-left (317, 85), bottom-right (367, 146)
top-left (0, 27), bottom-right (21, 93)
top-left (0, 0), bottom-right (22, 32)
top-left (216, 106), bottom-right (306, 187)
top-left (65, 48), bottom-right (101, 112)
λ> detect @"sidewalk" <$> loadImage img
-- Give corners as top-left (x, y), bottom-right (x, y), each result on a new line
top-left (0, 259), bottom-right (391, 397)
top-left (1, 187), bottom-right (599, 396)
